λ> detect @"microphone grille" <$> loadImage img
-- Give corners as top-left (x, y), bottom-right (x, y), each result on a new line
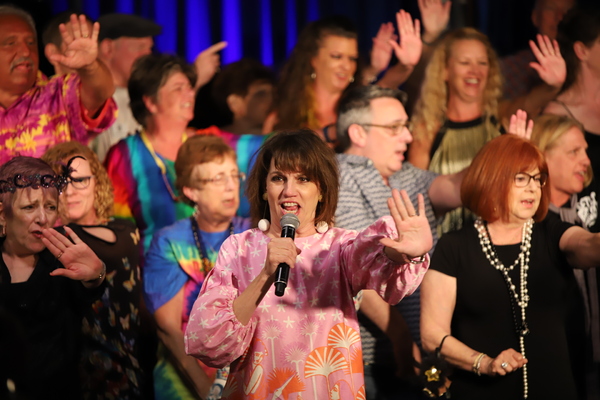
top-left (280, 213), bottom-right (300, 229)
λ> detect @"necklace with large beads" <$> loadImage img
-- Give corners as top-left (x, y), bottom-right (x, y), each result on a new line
top-left (474, 218), bottom-right (533, 399)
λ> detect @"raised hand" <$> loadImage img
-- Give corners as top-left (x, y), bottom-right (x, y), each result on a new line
top-left (418, 0), bottom-right (452, 43)
top-left (49, 14), bottom-right (100, 71)
top-left (42, 226), bottom-right (104, 282)
top-left (370, 22), bottom-right (396, 74)
top-left (508, 109), bottom-right (533, 140)
top-left (380, 189), bottom-right (433, 260)
top-left (194, 41), bottom-right (228, 90)
top-left (529, 34), bottom-right (566, 89)
top-left (389, 10), bottom-right (422, 68)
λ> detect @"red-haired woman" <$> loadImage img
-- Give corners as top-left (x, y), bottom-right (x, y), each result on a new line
top-left (420, 134), bottom-right (600, 399)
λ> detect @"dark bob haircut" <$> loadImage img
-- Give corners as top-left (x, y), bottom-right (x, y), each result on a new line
top-left (246, 130), bottom-right (339, 227)
top-left (129, 53), bottom-right (198, 127)
top-left (461, 135), bottom-right (550, 223)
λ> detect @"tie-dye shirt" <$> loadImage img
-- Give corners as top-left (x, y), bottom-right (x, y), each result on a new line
top-left (0, 72), bottom-right (117, 164)
top-left (184, 217), bottom-right (429, 400)
top-left (143, 216), bottom-right (251, 399)
top-left (106, 129), bottom-right (268, 253)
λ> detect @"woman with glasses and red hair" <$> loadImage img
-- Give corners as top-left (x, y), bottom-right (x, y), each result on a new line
top-left (420, 134), bottom-right (600, 399)
top-left (143, 135), bottom-right (251, 400)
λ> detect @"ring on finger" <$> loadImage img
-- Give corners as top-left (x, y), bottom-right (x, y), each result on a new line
top-left (56, 252), bottom-right (63, 260)
top-left (501, 362), bottom-right (508, 369)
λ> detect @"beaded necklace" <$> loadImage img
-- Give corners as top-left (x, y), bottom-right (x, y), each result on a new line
top-left (475, 218), bottom-right (533, 399)
top-left (190, 216), bottom-right (234, 273)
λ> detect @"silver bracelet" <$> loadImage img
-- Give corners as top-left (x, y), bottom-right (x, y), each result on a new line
top-left (401, 254), bottom-right (426, 264)
top-left (85, 262), bottom-right (106, 283)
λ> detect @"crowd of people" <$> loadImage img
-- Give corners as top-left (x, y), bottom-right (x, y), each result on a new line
top-left (1, 0), bottom-right (600, 399)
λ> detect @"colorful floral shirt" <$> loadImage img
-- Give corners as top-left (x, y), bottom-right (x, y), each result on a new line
top-left (0, 72), bottom-right (117, 164)
top-left (184, 217), bottom-right (429, 400)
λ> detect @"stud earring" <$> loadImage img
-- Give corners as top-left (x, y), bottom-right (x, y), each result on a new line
top-left (310, 72), bottom-right (316, 80)
top-left (262, 192), bottom-right (268, 201)
top-left (318, 194), bottom-right (323, 202)
top-left (349, 76), bottom-right (354, 83)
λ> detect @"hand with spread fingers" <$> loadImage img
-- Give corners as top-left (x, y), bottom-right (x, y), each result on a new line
top-left (42, 226), bottom-right (104, 284)
top-left (381, 189), bottom-right (433, 261)
top-left (49, 14), bottom-right (100, 71)
top-left (529, 34), bottom-right (566, 89)
top-left (508, 109), bottom-right (534, 140)
top-left (389, 10), bottom-right (422, 68)
top-left (370, 22), bottom-right (396, 74)
top-left (484, 349), bottom-right (528, 376)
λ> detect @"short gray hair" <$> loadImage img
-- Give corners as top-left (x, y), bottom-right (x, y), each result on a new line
top-left (0, 5), bottom-right (37, 38)
top-left (336, 85), bottom-right (407, 153)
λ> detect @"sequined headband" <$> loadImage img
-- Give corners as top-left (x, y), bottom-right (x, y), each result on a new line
top-left (0, 173), bottom-right (67, 194)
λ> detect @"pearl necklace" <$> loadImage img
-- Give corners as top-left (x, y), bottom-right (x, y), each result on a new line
top-left (475, 218), bottom-right (533, 399)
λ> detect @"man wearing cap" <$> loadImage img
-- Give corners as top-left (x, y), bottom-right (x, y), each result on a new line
top-left (0, 5), bottom-right (116, 164)
top-left (91, 13), bottom-right (161, 162)
top-left (92, 13), bottom-right (226, 162)
top-left (334, 85), bottom-right (463, 399)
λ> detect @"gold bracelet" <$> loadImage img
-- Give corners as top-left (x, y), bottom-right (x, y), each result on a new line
top-left (85, 262), bottom-right (106, 283)
top-left (472, 352), bottom-right (486, 376)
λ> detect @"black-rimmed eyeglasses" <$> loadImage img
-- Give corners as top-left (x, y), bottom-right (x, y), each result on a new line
top-left (514, 172), bottom-right (547, 188)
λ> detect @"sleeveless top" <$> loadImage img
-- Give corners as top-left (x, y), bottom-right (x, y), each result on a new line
top-left (429, 116), bottom-right (501, 235)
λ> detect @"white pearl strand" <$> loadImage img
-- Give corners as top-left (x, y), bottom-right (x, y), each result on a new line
top-left (475, 218), bottom-right (534, 399)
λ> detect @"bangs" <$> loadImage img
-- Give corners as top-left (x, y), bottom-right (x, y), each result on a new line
top-left (271, 140), bottom-right (320, 183)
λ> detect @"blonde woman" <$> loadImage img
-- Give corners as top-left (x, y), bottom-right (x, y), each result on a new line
top-left (408, 27), bottom-right (566, 234)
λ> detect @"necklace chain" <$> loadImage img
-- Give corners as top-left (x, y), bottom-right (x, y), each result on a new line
top-left (190, 216), bottom-right (234, 273)
top-left (475, 218), bottom-right (533, 399)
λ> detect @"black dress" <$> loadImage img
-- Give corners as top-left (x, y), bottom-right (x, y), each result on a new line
top-left (431, 217), bottom-right (580, 399)
top-left (0, 238), bottom-right (102, 400)
top-left (69, 219), bottom-right (143, 399)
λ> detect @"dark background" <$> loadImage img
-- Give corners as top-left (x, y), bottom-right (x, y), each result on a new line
top-left (9, 0), bottom-right (590, 76)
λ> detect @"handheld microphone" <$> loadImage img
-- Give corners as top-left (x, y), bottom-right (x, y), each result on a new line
top-left (274, 213), bottom-right (300, 297)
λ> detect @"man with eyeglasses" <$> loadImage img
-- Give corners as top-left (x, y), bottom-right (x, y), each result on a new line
top-left (334, 85), bottom-right (465, 399)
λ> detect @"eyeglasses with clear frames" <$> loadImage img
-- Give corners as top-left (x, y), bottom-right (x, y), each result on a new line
top-left (514, 172), bottom-right (548, 188)
top-left (66, 176), bottom-right (93, 190)
top-left (361, 121), bottom-right (413, 136)
top-left (198, 172), bottom-right (246, 186)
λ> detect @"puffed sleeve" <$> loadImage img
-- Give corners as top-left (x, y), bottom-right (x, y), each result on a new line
top-left (340, 216), bottom-right (429, 304)
top-left (184, 234), bottom-right (258, 368)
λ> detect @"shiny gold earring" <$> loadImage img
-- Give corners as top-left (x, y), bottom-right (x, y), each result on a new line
top-left (318, 194), bottom-right (323, 202)
top-left (262, 192), bottom-right (268, 201)
top-left (310, 72), bottom-right (316, 80)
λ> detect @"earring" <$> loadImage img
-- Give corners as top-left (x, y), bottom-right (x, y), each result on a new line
top-left (316, 221), bottom-right (329, 234)
top-left (0, 224), bottom-right (5, 237)
top-left (310, 72), bottom-right (316, 80)
top-left (349, 76), bottom-right (354, 83)
top-left (258, 219), bottom-right (270, 232)
top-left (262, 192), bottom-right (268, 201)
top-left (318, 194), bottom-right (323, 202)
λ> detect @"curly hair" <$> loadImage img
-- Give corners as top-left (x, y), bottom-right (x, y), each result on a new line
top-left (412, 27), bottom-right (503, 143)
top-left (275, 16), bottom-right (359, 132)
top-left (42, 141), bottom-right (114, 222)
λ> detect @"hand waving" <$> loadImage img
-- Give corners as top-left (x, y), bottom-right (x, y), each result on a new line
top-left (49, 14), bottom-right (100, 71)
top-left (370, 22), bottom-right (396, 74)
top-left (418, 0), bottom-right (452, 43)
top-left (508, 109), bottom-right (533, 140)
top-left (389, 10), bottom-right (422, 68)
top-left (529, 34), bottom-right (566, 89)
top-left (380, 189), bottom-right (433, 260)
top-left (42, 226), bottom-right (104, 282)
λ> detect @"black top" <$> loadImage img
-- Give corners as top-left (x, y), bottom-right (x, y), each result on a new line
top-left (0, 238), bottom-right (102, 400)
top-left (69, 219), bottom-right (143, 399)
top-left (431, 217), bottom-right (579, 399)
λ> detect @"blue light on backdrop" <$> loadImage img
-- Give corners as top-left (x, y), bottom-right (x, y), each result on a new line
top-left (222, 0), bottom-right (242, 64)
top-left (260, 0), bottom-right (273, 66)
top-left (186, 0), bottom-right (211, 62)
